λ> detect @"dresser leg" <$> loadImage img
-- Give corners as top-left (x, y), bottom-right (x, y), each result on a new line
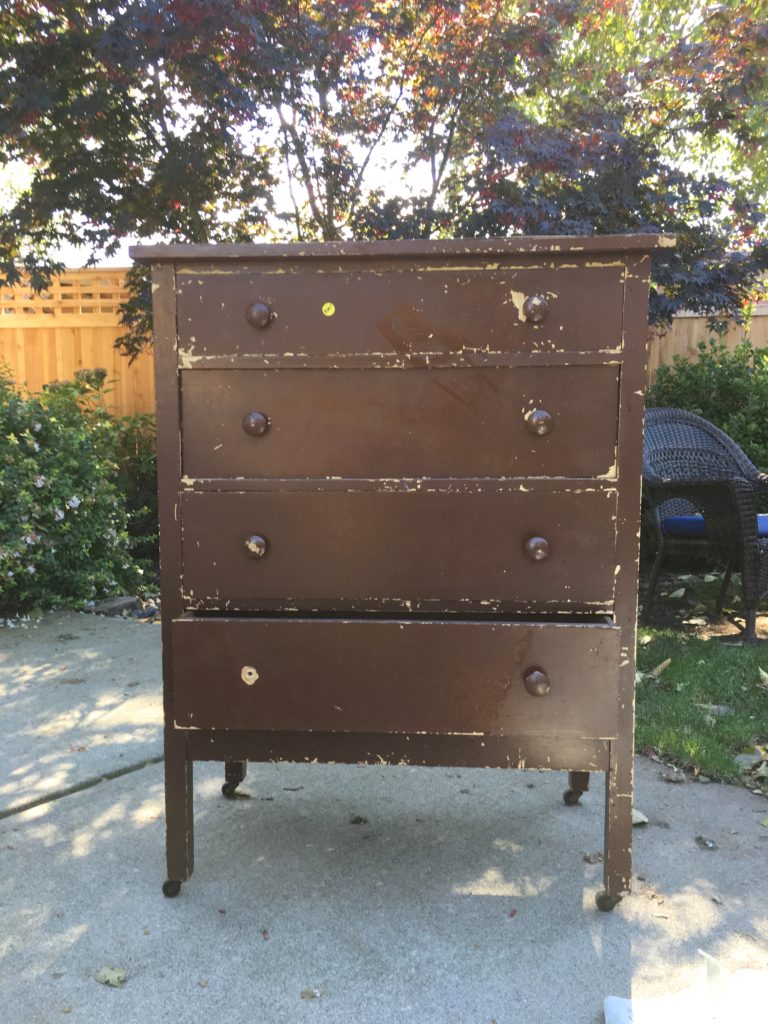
top-left (222, 760), bottom-right (248, 798)
top-left (563, 770), bottom-right (590, 805)
top-left (597, 741), bottom-right (632, 911)
top-left (164, 731), bottom-right (194, 895)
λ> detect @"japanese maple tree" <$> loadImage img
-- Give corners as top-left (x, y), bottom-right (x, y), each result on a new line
top-left (0, 0), bottom-right (766, 354)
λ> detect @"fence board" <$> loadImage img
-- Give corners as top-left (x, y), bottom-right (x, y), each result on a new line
top-left (647, 302), bottom-right (768, 382)
top-left (0, 269), bottom-right (765, 413)
top-left (0, 269), bottom-right (154, 418)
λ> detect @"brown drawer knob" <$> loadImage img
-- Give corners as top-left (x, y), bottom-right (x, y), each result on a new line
top-left (244, 534), bottom-right (268, 558)
top-left (523, 294), bottom-right (549, 323)
top-left (523, 667), bottom-right (550, 697)
top-left (525, 409), bottom-right (553, 436)
top-left (244, 301), bottom-right (273, 328)
top-left (524, 536), bottom-right (550, 561)
top-left (242, 411), bottom-right (269, 436)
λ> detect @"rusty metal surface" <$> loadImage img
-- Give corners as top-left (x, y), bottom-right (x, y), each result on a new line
top-left (179, 487), bottom-right (618, 611)
top-left (180, 365), bottom-right (620, 480)
top-left (170, 616), bottom-right (621, 736)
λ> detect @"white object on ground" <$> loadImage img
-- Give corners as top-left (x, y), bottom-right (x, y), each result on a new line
top-left (604, 951), bottom-right (768, 1023)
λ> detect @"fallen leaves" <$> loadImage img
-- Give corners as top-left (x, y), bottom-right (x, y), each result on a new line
top-left (95, 966), bottom-right (126, 988)
top-left (695, 836), bottom-right (717, 850)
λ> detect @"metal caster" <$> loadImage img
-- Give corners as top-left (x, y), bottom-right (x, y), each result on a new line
top-left (563, 789), bottom-right (582, 806)
top-left (222, 760), bottom-right (247, 799)
top-left (162, 879), bottom-right (182, 898)
top-left (595, 890), bottom-right (622, 912)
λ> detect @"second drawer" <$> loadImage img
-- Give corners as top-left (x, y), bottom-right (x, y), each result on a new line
top-left (180, 487), bottom-right (617, 611)
top-left (181, 365), bottom-right (619, 480)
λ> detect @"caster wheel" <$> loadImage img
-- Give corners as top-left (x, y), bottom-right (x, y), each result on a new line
top-left (222, 781), bottom-right (238, 799)
top-left (162, 880), bottom-right (182, 898)
top-left (595, 890), bottom-right (622, 912)
top-left (563, 789), bottom-right (581, 806)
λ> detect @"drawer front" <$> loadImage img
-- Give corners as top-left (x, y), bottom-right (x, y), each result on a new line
top-left (180, 488), bottom-right (617, 611)
top-left (181, 365), bottom-right (619, 480)
top-left (176, 265), bottom-right (624, 360)
top-left (170, 616), bottom-right (621, 736)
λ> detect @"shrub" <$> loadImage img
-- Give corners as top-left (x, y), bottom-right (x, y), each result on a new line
top-left (112, 411), bottom-right (158, 573)
top-left (646, 338), bottom-right (768, 471)
top-left (0, 367), bottom-right (150, 616)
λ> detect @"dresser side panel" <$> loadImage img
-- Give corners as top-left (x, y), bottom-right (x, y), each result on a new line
top-left (151, 263), bottom-right (183, 720)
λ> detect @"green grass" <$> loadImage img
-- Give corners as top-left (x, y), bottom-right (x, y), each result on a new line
top-left (635, 628), bottom-right (768, 786)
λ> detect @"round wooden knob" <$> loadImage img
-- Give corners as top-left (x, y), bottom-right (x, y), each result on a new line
top-left (526, 409), bottom-right (553, 436)
top-left (523, 667), bottom-right (550, 697)
top-left (242, 411), bottom-right (269, 436)
top-left (524, 536), bottom-right (550, 561)
top-left (523, 294), bottom-right (549, 323)
top-left (244, 535), bottom-right (268, 558)
top-left (244, 301), bottom-right (273, 328)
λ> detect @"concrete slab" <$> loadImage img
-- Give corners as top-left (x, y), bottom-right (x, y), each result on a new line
top-left (1, 759), bottom-right (767, 1024)
top-left (1, 612), bottom-right (766, 1023)
top-left (0, 612), bottom-right (162, 814)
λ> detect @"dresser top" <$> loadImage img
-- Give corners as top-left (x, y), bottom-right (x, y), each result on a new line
top-left (131, 233), bottom-right (675, 263)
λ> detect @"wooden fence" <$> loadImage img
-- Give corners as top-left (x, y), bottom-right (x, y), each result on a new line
top-left (647, 302), bottom-right (768, 382)
top-left (0, 269), bottom-right (154, 417)
top-left (1, 269), bottom-right (766, 414)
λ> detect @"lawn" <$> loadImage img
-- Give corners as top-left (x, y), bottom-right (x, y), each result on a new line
top-left (636, 570), bottom-right (768, 792)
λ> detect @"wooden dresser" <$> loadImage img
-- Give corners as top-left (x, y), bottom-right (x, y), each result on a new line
top-left (132, 235), bottom-right (671, 910)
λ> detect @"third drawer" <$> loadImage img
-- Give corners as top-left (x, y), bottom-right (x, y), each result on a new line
top-left (180, 487), bottom-right (618, 611)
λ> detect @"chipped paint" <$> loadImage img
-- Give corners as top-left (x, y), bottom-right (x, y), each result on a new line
top-left (158, 239), bottom-right (654, 901)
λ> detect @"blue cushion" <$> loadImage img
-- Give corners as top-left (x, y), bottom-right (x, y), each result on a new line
top-left (661, 513), bottom-right (768, 538)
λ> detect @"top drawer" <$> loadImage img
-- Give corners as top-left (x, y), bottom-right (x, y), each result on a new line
top-left (176, 264), bottom-right (625, 362)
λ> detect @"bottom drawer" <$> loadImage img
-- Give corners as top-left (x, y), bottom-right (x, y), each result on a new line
top-left (170, 617), bottom-right (620, 737)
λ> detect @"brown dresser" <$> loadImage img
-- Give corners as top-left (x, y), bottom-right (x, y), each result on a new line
top-left (131, 235), bottom-right (672, 910)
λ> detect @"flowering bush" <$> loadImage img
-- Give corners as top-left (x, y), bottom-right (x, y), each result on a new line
top-left (0, 367), bottom-right (146, 616)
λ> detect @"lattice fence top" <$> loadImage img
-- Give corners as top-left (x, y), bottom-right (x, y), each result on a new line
top-left (0, 269), bottom-right (130, 327)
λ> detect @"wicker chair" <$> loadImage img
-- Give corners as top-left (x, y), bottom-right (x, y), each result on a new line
top-left (642, 407), bottom-right (768, 642)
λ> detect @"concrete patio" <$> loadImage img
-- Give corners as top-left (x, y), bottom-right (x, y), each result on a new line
top-left (1, 612), bottom-right (767, 1024)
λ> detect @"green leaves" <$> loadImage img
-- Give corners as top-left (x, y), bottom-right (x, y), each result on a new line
top-left (0, 368), bottom-right (153, 616)
top-left (1, 1), bottom-right (766, 359)
top-left (647, 339), bottom-right (768, 471)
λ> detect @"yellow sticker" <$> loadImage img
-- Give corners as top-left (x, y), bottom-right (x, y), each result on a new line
top-left (322, 302), bottom-right (336, 317)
